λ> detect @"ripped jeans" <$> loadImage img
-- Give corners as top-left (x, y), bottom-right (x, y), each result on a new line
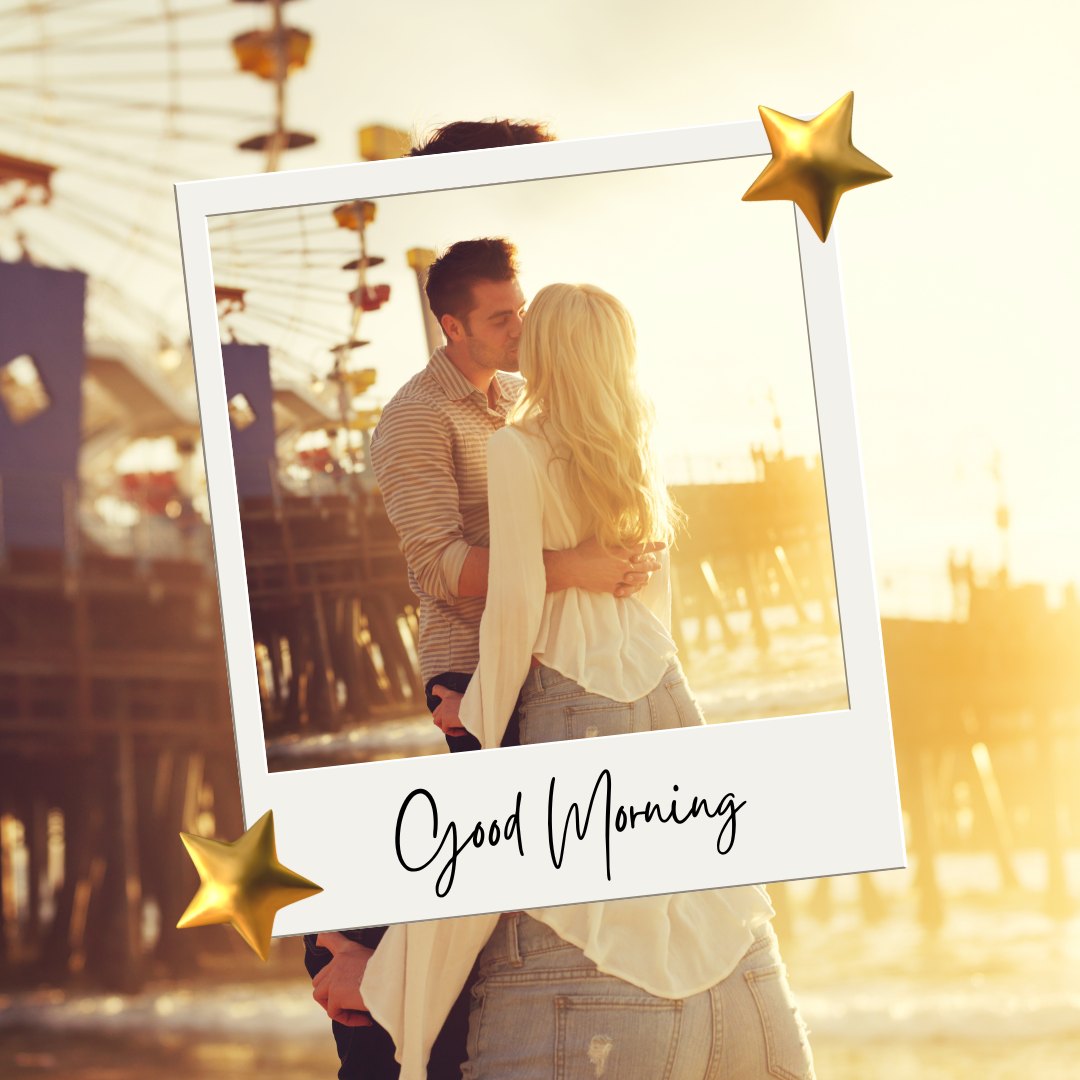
top-left (461, 912), bottom-right (815, 1079)
top-left (461, 663), bottom-right (816, 1079)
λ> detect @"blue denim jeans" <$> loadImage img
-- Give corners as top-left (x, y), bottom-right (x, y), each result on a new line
top-left (462, 912), bottom-right (815, 1080)
top-left (516, 659), bottom-right (706, 745)
top-left (462, 663), bottom-right (816, 1078)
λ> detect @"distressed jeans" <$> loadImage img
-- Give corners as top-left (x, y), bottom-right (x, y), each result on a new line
top-left (462, 912), bottom-right (815, 1080)
top-left (461, 663), bottom-right (816, 1078)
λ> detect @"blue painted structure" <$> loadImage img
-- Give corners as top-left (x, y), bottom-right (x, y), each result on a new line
top-left (0, 260), bottom-right (86, 550)
top-left (221, 341), bottom-right (276, 500)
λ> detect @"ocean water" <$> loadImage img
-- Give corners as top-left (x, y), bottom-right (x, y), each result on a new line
top-left (3, 859), bottom-right (1080, 1078)
top-left (268, 613), bottom-right (849, 770)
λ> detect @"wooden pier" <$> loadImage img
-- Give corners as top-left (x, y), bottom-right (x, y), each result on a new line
top-left (3, 446), bottom-right (1078, 989)
top-left (245, 453), bottom-right (841, 739)
top-left (0, 548), bottom-right (239, 990)
top-left (669, 454), bottom-right (839, 651)
top-left (881, 584), bottom-right (1080, 926)
top-left (240, 483), bottom-right (425, 734)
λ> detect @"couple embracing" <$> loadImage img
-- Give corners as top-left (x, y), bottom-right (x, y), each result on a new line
top-left (309, 237), bottom-right (816, 1079)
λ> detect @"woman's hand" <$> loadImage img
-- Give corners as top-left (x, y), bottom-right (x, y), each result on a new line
top-left (312, 933), bottom-right (375, 1027)
top-left (545, 537), bottom-right (665, 597)
top-left (614, 540), bottom-right (665, 598)
top-left (431, 685), bottom-right (467, 736)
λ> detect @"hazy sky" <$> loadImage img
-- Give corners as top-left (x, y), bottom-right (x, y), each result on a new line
top-left (210, 158), bottom-right (819, 486)
top-left (4, 0), bottom-right (1078, 612)
top-left (282, 0), bottom-right (1080, 610)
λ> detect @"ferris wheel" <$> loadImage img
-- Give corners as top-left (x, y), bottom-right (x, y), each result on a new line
top-left (0, 0), bottom-right (364, 367)
top-left (0, 1), bottom-right (424, 526)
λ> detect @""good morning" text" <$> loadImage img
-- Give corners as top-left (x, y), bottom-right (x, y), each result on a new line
top-left (393, 769), bottom-right (746, 898)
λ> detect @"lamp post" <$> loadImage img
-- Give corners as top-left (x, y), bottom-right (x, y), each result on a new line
top-left (407, 247), bottom-right (441, 358)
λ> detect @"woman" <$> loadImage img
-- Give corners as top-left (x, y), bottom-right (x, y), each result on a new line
top-left (364, 285), bottom-right (815, 1079)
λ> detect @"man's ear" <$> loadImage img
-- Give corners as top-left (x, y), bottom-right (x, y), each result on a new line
top-left (441, 312), bottom-right (466, 344)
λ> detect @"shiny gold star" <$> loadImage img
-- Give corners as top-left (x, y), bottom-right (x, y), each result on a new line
top-left (177, 809), bottom-right (322, 961)
top-left (742, 91), bottom-right (891, 242)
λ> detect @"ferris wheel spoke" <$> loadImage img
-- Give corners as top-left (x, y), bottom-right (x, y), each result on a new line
top-left (209, 207), bottom-right (342, 235)
top-left (210, 249), bottom-right (364, 263)
top-left (1, 111), bottom-right (225, 183)
top-left (91, 272), bottom-right (188, 334)
top-left (4, 110), bottom-right (250, 150)
top-left (217, 281), bottom-right (349, 308)
top-left (50, 194), bottom-right (182, 264)
top-left (35, 111), bottom-right (248, 145)
top-left (13, 35), bottom-right (234, 54)
top-left (72, 163), bottom-right (201, 203)
top-left (0, 1), bottom-right (239, 57)
top-left (0, 81), bottom-right (267, 124)
top-left (209, 266), bottom-right (349, 293)
top-left (238, 302), bottom-right (348, 344)
top-left (210, 251), bottom-right (348, 283)
top-left (209, 216), bottom-right (342, 234)
top-left (4, 150), bottom-right (196, 204)
top-left (227, 321), bottom-right (320, 360)
top-left (210, 229), bottom-right (344, 257)
top-left (210, 230), bottom-right (344, 255)
top-left (0, 0), bottom-right (114, 22)
top-left (0, 66), bottom-right (247, 80)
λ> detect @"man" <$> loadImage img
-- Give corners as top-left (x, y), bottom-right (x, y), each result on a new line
top-left (376, 237), bottom-right (658, 744)
top-left (308, 126), bottom-right (660, 1080)
top-left (408, 117), bottom-right (553, 157)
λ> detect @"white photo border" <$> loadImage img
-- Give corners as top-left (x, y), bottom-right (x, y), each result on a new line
top-left (176, 120), bottom-right (906, 937)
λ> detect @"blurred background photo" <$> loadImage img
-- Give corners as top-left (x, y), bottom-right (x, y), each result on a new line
top-left (1, 1), bottom-right (1078, 1078)
top-left (205, 160), bottom-right (847, 769)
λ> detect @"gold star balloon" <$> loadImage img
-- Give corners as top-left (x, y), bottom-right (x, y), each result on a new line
top-left (177, 809), bottom-right (322, 961)
top-left (742, 91), bottom-right (891, 242)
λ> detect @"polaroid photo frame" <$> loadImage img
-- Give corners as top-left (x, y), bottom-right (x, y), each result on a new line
top-left (176, 121), bottom-right (906, 937)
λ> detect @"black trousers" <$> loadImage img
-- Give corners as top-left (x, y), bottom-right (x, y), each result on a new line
top-left (305, 672), bottom-right (518, 1078)
top-left (303, 931), bottom-right (473, 1080)
top-left (430, 671), bottom-right (519, 754)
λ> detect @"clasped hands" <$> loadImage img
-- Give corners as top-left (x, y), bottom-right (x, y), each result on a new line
top-left (311, 932), bottom-right (376, 1028)
top-left (432, 537), bottom-right (664, 736)
top-left (566, 536), bottom-right (665, 600)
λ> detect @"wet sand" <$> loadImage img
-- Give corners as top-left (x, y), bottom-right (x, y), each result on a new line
top-left (3, 1019), bottom-right (1079, 1078)
top-left (0, 1027), bottom-right (338, 1079)
top-left (5, 867), bottom-right (1080, 1078)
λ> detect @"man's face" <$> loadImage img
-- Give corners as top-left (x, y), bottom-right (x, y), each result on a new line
top-left (461, 278), bottom-right (526, 373)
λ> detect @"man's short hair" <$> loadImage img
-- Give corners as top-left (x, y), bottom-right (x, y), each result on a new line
top-left (409, 119), bottom-right (553, 157)
top-left (425, 238), bottom-right (519, 328)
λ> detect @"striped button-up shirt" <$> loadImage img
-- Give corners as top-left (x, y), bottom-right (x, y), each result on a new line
top-left (369, 348), bottom-right (524, 683)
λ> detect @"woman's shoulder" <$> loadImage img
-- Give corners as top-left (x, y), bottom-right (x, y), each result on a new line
top-left (486, 424), bottom-right (536, 475)
top-left (492, 418), bottom-right (547, 454)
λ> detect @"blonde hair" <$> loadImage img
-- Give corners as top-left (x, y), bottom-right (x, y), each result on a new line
top-left (512, 283), bottom-right (682, 548)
